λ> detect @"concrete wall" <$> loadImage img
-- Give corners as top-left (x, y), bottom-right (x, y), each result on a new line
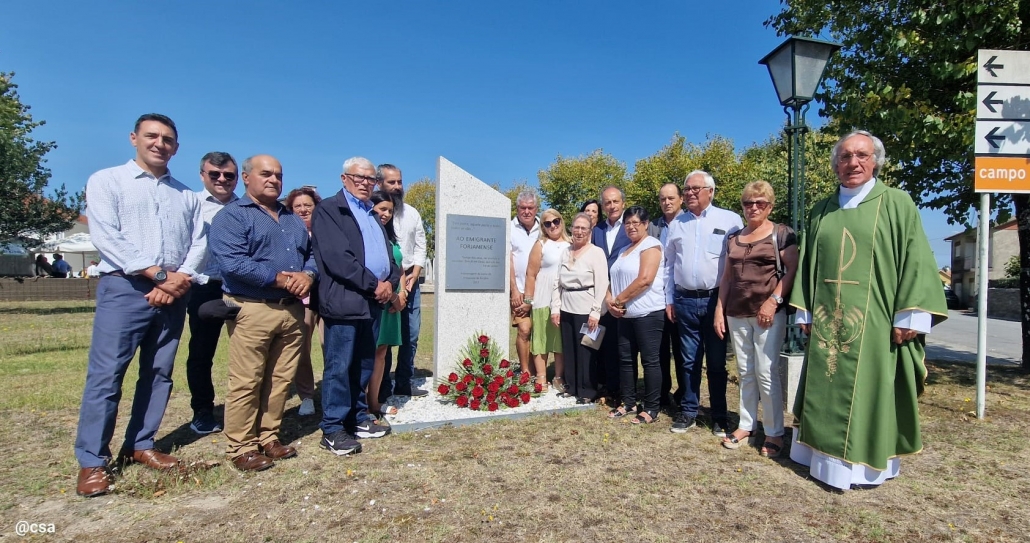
top-left (0, 277), bottom-right (99, 302)
top-left (987, 288), bottom-right (1020, 321)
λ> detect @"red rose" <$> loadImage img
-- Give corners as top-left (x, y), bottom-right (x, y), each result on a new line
top-left (478, 334), bottom-right (489, 344)
top-left (483, 364), bottom-right (493, 375)
top-left (438, 384), bottom-right (451, 395)
top-left (472, 386), bottom-right (485, 398)
top-left (462, 358), bottom-right (473, 367)
top-left (470, 399), bottom-right (482, 410)
top-left (499, 359), bottom-right (510, 368)
top-left (493, 375), bottom-right (504, 385)
top-left (487, 402), bottom-right (499, 412)
top-left (506, 397), bottom-right (520, 408)
top-left (499, 392), bottom-right (510, 402)
top-left (506, 370), bottom-right (514, 378)
top-left (520, 392), bottom-right (531, 404)
top-left (462, 374), bottom-right (473, 384)
top-left (534, 383), bottom-right (543, 393)
top-left (487, 382), bottom-right (500, 393)
top-left (486, 392), bottom-right (497, 403)
top-left (456, 395), bottom-right (469, 408)
top-left (456, 382), bottom-right (468, 392)
top-left (475, 376), bottom-right (484, 385)
top-left (448, 372), bottom-right (459, 383)
top-left (507, 385), bottom-right (520, 395)
top-left (480, 348), bottom-right (490, 358)
top-left (519, 373), bottom-right (530, 385)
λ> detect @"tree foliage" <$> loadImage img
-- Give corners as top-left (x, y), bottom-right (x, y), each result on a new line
top-left (500, 181), bottom-right (535, 218)
top-left (537, 150), bottom-right (627, 222)
top-left (0, 72), bottom-right (83, 247)
top-left (767, 0), bottom-right (1030, 370)
top-left (405, 176), bottom-right (436, 259)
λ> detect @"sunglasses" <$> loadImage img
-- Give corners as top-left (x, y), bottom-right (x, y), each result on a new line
top-left (542, 219), bottom-right (562, 228)
top-left (204, 170), bottom-right (237, 182)
top-left (742, 200), bottom-right (770, 210)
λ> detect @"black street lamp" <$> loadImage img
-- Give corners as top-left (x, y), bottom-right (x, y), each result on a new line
top-left (759, 36), bottom-right (841, 353)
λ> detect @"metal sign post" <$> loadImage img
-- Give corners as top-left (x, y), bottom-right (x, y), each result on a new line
top-left (974, 49), bottom-right (1030, 419)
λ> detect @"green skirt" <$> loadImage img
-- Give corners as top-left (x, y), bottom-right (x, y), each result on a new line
top-left (378, 304), bottom-right (403, 347)
top-left (530, 306), bottom-right (562, 355)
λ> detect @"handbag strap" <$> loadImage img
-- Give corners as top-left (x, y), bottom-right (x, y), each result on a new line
top-left (771, 224), bottom-right (784, 279)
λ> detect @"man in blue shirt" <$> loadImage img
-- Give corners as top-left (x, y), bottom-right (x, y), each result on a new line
top-left (312, 156), bottom-right (400, 455)
top-left (209, 154), bottom-right (316, 472)
top-left (51, 253), bottom-right (72, 278)
top-left (75, 113), bottom-right (206, 497)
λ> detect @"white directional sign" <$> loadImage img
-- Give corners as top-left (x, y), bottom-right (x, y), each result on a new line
top-left (978, 49), bottom-right (1030, 85)
top-left (976, 85), bottom-right (1030, 119)
top-left (974, 120), bottom-right (1030, 155)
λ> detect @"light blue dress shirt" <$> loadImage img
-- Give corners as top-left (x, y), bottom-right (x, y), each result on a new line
top-left (344, 189), bottom-right (390, 281)
top-left (663, 204), bottom-right (743, 303)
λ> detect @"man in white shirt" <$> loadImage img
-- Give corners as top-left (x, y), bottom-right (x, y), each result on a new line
top-left (664, 170), bottom-right (742, 436)
top-left (75, 113), bottom-right (205, 497)
top-left (376, 164), bottom-right (429, 398)
top-left (185, 152), bottom-right (239, 435)
top-left (510, 190), bottom-right (540, 375)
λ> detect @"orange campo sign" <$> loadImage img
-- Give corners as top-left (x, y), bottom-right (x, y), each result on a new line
top-left (975, 156), bottom-right (1030, 193)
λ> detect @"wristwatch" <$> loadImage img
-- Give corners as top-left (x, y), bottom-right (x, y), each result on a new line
top-left (770, 294), bottom-right (783, 304)
top-left (303, 270), bottom-right (316, 279)
top-left (154, 270), bottom-right (168, 282)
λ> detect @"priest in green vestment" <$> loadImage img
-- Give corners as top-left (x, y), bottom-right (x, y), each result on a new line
top-left (789, 130), bottom-right (947, 490)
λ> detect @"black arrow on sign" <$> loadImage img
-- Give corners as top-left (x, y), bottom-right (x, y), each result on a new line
top-left (982, 91), bottom-right (1004, 113)
top-left (983, 55), bottom-right (1004, 77)
top-left (985, 127), bottom-right (1005, 149)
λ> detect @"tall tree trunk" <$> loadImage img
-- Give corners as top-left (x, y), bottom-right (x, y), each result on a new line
top-left (1015, 194), bottom-right (1030, 373)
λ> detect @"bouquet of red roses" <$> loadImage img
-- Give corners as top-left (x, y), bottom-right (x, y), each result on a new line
top-left (436, 332), bottom-right (539, 411)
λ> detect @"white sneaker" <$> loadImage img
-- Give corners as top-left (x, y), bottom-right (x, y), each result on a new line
top-left (298, 398), bottom-right (316, 416)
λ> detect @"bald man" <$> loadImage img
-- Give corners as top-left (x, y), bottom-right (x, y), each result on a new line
top-left (210, 154), bottom-right (316, 471)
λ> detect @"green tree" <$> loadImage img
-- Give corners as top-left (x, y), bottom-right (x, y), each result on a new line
top-left (767, 0), bottom-right (1030, 371)
top-left (0, 72), bottom-right (83, 247)
top-left (1006, 254), bottom-right (1021, 280)
top-left (405, 176), bottom-right (436, 259)
top-left (537, 150), bottom-right (627, 222)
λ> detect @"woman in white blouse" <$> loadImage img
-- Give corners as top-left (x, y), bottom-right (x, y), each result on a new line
top-left (523, 208), bottom-right (571, 392)
top-left (606, 206), bottom-right (666, 424)
top-left (550, 213), bottom-right (609, 404)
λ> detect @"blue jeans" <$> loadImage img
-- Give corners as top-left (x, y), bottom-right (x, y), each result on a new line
top-left (673, 292), bottom-right (728, 420)
top-left (74, 274), bottom-right (187, 468)
top-left (381, 282), bottom-right (421, 399)
top-left (320, 309), bottom-right (379, 435)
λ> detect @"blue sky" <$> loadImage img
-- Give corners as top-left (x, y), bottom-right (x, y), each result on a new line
top-left (2, 0), bottom-right (965, 264)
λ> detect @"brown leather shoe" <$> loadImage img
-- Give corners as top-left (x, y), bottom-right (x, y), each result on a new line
top-left (120, 449), bottom-right (180, 470)
top-left (261, 440), bottom-right (297, 460)
top-left (77, 466), bottom-right (113, 497)
top-left (232, 451), bottom-right (274, 471)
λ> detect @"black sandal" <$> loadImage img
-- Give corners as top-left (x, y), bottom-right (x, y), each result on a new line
top-left (631, 410), bottom-right (659, 425)
top-left (608, 406), bottom-right (631, 419)
top-left (721, 431), bottom-right (751, 450)
top-left (760, 440), bottom-right (783, 458)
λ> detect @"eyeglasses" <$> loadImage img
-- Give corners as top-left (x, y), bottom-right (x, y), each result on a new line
top-left (542, 219), bottom-right (562, 228)
top-left (346, 173), bottom-right (378, 185)
top-left (623, 220), bottom-right (645, 228)
top-left (839, 152), bottom-right (873, 163)
top-left (203, 170), bottom-right (237, 181)
top-left (742, 200), bottom-right (771, 210)
top-left (684, 186), bottom-right (710, 194)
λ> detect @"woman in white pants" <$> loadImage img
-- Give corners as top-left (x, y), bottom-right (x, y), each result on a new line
top-left (713, 181), bottom-right (798, 457)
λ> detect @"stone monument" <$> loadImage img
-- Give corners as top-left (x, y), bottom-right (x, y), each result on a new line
top-left (433, 157), bottom-right (511, 379)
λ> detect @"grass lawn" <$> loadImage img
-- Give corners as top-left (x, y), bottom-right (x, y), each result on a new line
top-left (0, 297), bottom-right (1027, 542)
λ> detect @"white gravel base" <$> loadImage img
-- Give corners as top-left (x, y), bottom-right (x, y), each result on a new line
top-left (380, 377), bottom-right (583, 425)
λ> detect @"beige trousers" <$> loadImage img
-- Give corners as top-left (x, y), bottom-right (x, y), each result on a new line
top-left (293, 307), bottom-right (323, 400)
top-left (223, 296), bottom-right (304, 457)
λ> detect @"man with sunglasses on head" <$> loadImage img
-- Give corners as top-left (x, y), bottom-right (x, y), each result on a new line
top-left (312, 157), bottom-right (400, 455)
top-left (184, 152), bottom-right (239, 435)
top-left (664, 170), bottom-right (742, 437)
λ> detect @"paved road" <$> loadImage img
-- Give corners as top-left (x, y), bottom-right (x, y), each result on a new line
top-left (925, 310), bottom-right (1022, 366)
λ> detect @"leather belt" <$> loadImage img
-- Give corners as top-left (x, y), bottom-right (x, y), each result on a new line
top-left (675, 286), bottom-right (718, 298)
top-left (229, 295), bottom-right (299, 306)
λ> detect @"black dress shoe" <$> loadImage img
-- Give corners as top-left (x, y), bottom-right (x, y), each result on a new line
top-left (576, 397), bottom-right (594, 405)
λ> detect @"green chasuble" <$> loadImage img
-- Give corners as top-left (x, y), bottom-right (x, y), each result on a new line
top-left (789, 180), bottom-right (948, 470)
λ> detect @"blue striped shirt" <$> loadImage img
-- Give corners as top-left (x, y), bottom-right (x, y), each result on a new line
top-left (85, 160), bottom-right (206, 277)
top-left (209, 195), bottom-right (316, 300)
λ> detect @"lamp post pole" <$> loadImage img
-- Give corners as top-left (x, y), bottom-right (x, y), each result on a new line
top-left (783, 103), bottom-right (809, 353)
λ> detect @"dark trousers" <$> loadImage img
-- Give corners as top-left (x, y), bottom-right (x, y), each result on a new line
top-left (74, 274), bottom-right (187, 468)
top-left (560, 311), bottom-right (598, 401)
top-left (380, 282), bottom-right (421, 401)
top-left (659, 313), bottom-right (684, 406)
top-left (597, 312), bottom-right (620, 400)
top-left (185, 280), bottom-right (224, 415)
top-left (320, 308), bottom-right (380, 436)
top-left (617, 310), bottom-right (665, 413)
top-left (673, 291), bottom-right (728, 420)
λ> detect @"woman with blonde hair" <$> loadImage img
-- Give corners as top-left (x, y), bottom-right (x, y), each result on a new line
top-left (523, 208), bottom-right (571, 392)
top-left (713, 180), bottom-right (798, 457)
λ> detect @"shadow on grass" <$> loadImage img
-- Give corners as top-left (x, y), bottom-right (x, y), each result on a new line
top-left (0, 305), bottom-right (95, 316)
top-left (925, 360), bottom-right (1030, 389)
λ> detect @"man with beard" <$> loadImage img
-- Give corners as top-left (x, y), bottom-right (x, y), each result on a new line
top-left (376, 164), bottom-right (428, 401)
top-left (591, 186), bottom-right (631, 404)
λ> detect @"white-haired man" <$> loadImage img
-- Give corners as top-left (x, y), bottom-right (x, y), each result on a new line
top-left (509, 189), bottom-right (541, 375)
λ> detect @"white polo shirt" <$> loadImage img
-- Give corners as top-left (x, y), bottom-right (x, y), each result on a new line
top-left (510, 217), bottom-right (540, 293)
